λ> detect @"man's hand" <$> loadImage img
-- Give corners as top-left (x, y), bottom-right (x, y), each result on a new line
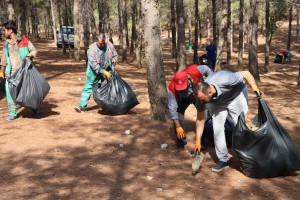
top-left (0, 71), bottom-right (4, 79)
top-left (176, 127), bottom-right (185, 139)
top-left (112, 59), bottom-right (117, 66)
top-left (103, 70), bottom-right (111, 81)
top-left (252, 85), bottom-right (263, 98)
top-left (193, 139), bottom-right (201, 154)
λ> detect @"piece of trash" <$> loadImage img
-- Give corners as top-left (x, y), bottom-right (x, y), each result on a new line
top-left (161, 143), bottom-right (168, 149)
top-left (124, 130), bottom-right (131, 134)
top-left (156, 187), bottom-right (163, 192)
top-left (192, 152), bottom-right (205, 175)
top-left (147, 176), bottom-right (153, 181)
top-left (119, 144), bottom-right (124, 148)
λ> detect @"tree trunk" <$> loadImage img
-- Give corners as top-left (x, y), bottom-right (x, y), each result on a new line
top-left (227, 0), bottom-right (232, 64)
top-left (265, 0), bottom-right (270, 72)
top-left (57, 2), bottom-right (66, 54)
top-left (118, 0), bottom-right (123, 49)
top-left (135, 1), bottom-right (143, 68)
top-left (130, 0), bottom-right (137, 54)
top-left (187, 4), bottom-right (192, 53)
top-left (248, 0), bottom-right (260, 81)
top-left (238, 0), bottom-right (244, 69)
top-left (19, 0), bottom-right (26, 36)
top-left (297, 0), bottom-right (299, 36)
top-left (287, 0), bottom-right (293, 51)
top-left (212, 0), bottom-right (217, 43)
top-left (176, 0), bottom-right (186, 71)
top-left (298, 59), bottom-right (300, 86)
top-left (89, 0), bottom-right (97, 42)
top-left (215, 0), bottom-right (227, 71)
top-left (121, 0), bottom-right (128, 63)
top-left (74, 0), bottom-right (81, 61)
top-left (193, 0), bottom-right (199, 64)
top-left (98, 0), bottom-right (103, 33)
top-left (141, 0), bottom-right (168, 121)
top-left (50, 0), bottom-right (57, 45)
top-left (171, 0), bottom-right (176, 58)
top-left (64, 0), bottom-right (72, 58)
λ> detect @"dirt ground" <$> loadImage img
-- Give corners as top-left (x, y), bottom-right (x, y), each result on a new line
top-left (0, 24), bottom-right (300, 199)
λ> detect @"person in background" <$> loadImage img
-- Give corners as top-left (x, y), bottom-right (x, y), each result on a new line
top-left (205, 39), bottom-right (217, 71)
top-left (168, 64), bottom-right (213, 148)
top-left (193, 70), bottom-right (261, 172)
top-left (75, 33), bottom-right (118, 113)
top-left (0, 21), bottom-right (38, 121)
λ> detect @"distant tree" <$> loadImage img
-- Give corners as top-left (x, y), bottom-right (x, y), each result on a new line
top-left (297, 0), bottom-right (299, 36)
top-left (135, 1), bottom-right (143, 68)
top-left (170, 0), bottom-right (176, 58)
top-left (238, 0), bottom-right (244, 69)
top-left (176, 0), bottom-right (186, 71)
top-left (121, 0), bottom-right (128, 63)
top-left (74, 0), bottom-right (81, 61)
top-left (215, 0), bottom-right (227, 71)
top-left (193, 0), bottom-right (199, 64)
top-left (141, 0), bottom-right (168, 121)
top-left (249, 0), bottom-right (259, 81)
top-left (227, 0), bottom-right (232, 65)
top-left (287, 0), bottom-right (293, 51)
top-left (6, 0), bottom-right (15, 21)
top-left (265, 0), bottom-right (270, 72)
top-left (212, 0), bottom-right (217, 43)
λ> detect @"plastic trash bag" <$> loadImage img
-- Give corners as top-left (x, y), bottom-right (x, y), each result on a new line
top-left (93, 72), bottom-right (139, 115)
top-left (233, 98), bottom-right (300, 178)
top-left (0, 77), bottom-right (5, 94)
top-left (8, 58), bottom-right (50, 109)
top-left (202, 117), bottom-right (235, 147)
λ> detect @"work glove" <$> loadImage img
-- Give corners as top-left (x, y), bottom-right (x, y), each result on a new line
top-left (176, 127), bottom-right (185, 140)
top-left (252, 86), bottom-right (263, 98)
top-left (193, 139), bottom-right (201, 154)
top-left (0, 71), bottom-right (4, 79)
top-left (103, 70), bottom-right (111, 81)
top-left (112, 59), bottom-right (117, 66)
top-left (26, 53), bottom-right (34, 60)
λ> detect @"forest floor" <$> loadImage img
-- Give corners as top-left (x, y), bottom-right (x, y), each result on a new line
top-left (0, 23), bottom-right (300, 199)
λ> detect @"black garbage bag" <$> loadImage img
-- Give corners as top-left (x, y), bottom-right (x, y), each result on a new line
top-left (274, 53), bottom-right (283, 64)
top-left (93, 72), bottom-right (139, 115)
top-left (8, 58), bottom-right (50, 109)
top-left (233, 98), bottom-right (300, 178)
top-left (0, 77), bottom-right (5, 94)
top-left (202, 117), bottom-right (235, 147)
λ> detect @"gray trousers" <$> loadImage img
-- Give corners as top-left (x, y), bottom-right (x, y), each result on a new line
top-left (208, 87), bottom-right (248, 162)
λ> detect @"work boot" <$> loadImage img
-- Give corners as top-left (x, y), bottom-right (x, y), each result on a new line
top-left (211, 160), bottom-right (229, 172)
top-left (175, 136), bottom-right (187, 148)
top-left (32, 109), bottom-right (41, 119)
top-left (6, 115), bottom-right (17, 121)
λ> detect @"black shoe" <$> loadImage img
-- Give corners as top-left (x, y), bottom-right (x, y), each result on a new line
top-left (32, 109), bottom-right (41, 118)
top-left (211, 160), bottom-right (229, 172)
top-left (175, 136), bottom-right (187, 148)
top-left (74, 106), bottom-right (86, 113)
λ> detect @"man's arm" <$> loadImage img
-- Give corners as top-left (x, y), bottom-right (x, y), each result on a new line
top-left (194, 110), bottom-right (205, 153)
top-left (240, 71), bottom-right (259, 91)
top-left (111, 44), bottom-right (118, 62)
top-left (87, 48), bottom-right (103, 74)
top-left (27, 41), bottom-right (37, 58)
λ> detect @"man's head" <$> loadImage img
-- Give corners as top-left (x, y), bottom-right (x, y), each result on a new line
top-left (96, 33), bottom-right (106, 50)
top-left (174, 71), bottom-right (188, 91)
top-left (1, 21), bottom-right (17, 39)
top-left (193, 81), bottom-right (214, 104)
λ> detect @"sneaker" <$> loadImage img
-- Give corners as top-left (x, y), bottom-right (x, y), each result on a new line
top-left (211, 160), bottom-right (229, 172)
top-left (6, 115), bottom-right (17, 121)
top-left (32, 109), bottom-right (41, 118)
top-left (74, 106), bottom-right (86, 113)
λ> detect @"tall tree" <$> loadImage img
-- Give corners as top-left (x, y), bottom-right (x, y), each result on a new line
top-left (57, 1), bottom-right (66, 54)
top-left (215, 0), bottom-right (227, 71)
top-left (265, 0), bottom-right (270, 72)
top-left (227, 0), bottom-right (232, 64)
top-left (130, 0), bottom-right (137, 54)
top-left (238, 0), bottom-right (244, 69)
top-left (141, 0), bottom-right (168, 121)
top-left (121, 0), bottom-right (128, 63)
top-left (287, 0), bottom-right (293, 51)
top-left (19, 0), bottom-right (27, 36)
top-left (170, 0), bottom-right (176, 58)
top-left (193, 0), bottom-right (199, 64)
top-left (248, 0), bottom-right (259, 81)
top-left (118, 0), bottom-right (123, 49)
top-left (135, 1), bottom-right (143, 68)
top-left (98, 0), bottom-right (104, 33)
top-left (74, 0), bottom-right (81, 61)
top-left (89, 0), bottom-right (97, 42)
top-left (176, 0), bottom-right (186, 71)
top-left (297, 0), bottom-right (299, 36)
top-left (50, 0), bottom-right (57, 45)
top-left (212, 0), bottom-right (217, 43)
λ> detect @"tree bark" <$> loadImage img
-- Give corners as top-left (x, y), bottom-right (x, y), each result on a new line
top-left (265, 0), bottom-right (270, 72)
top-left (238, 0), bottom-right (244, 69)
top-left (57, 1), bottom-right (66, 54)
top-left (130, 0), bottom-right (137, 54)
top-left (297, 0), bottom-right (299, 36)
top-left (171, 0), bottom-right (176, 58)
top-left (74, 0), bottom-right (82, 61)
top-left (20, 0), bottom-right (26, 36)
top-left (227, 0), bottom-right (232, 64)
top-left (141, 0), bottom-right (168, 121)
top-left (215, 0), bottom-right (227, 71)
top-left (212, 0), bottom-right (217, 43)
top-left (118, 0), bottom-right (123, 49)
top-left (287, 0), bottom-right (293, 51)
top-left (50, 0), bottom-right (57, 45)
top-left (176, 0), bottom-right (186, 71)
top-left (193, 0), bottom-right (199, 64)
top-left (89, 0), bottom-right (97, 42)
top-left (248, 0), bottom-right (260, 81)
top-left (121, 0), bottom-right (128, 63)
top-left (135, 1), bottom-right (143, 68)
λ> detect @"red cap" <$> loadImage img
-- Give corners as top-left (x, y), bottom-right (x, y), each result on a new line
top-left (173, 71), bottom-right (188, 91)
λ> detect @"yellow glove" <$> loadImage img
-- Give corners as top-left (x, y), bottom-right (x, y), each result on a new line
top-left (26, 53), bottom-right (33, 60)
top-left (112, 59), bottom-right (117, 65)
top-left (176, 127), bottom-right (185, 139)
top-left (193, 139), bottom-right (201, 154)
top-left (103, 70), bottom-right (111, 81)
top-left (0, 71), bottom-right (4, 79)
top-left (252, 85), bottom-right (263, 97)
